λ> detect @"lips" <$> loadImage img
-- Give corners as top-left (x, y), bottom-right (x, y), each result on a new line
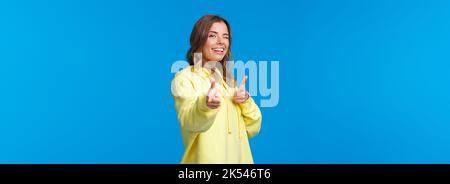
top-left (212, 47), bottom-right (225, 55)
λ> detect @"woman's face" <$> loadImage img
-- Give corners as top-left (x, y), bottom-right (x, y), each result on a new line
top-left (201, 21), bottom-right (230, 63)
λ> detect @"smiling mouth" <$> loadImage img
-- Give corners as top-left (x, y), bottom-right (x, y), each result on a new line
top-left (212, 47), bottom-right (225, 55)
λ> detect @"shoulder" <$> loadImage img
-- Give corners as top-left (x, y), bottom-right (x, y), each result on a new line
top-left (171, 66), bottom-right (204, 95)
top-left (171, 65), bottom-right (211, 90)
top-left (172, 66), bottom-right (195, 84)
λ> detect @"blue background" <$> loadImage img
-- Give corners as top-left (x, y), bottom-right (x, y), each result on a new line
top-left (1, 0), bottom-right (450, 163)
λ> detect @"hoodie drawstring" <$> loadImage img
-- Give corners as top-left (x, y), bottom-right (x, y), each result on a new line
top-left (226, 100), bottom-right (231, 134)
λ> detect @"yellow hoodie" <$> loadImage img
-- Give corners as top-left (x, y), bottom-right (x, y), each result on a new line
top-left (171, 66), bottom-right (262, 164)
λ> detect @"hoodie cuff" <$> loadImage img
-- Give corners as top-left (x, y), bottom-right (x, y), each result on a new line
top-left (238, 94), bottom-right (256, 110)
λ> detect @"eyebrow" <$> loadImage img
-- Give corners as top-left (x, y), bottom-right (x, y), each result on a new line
top-left (209, 31), bottom-right (229, 36)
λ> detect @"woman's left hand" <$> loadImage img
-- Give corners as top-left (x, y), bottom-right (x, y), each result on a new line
top-left (233, 75), bottom-right (249, 104)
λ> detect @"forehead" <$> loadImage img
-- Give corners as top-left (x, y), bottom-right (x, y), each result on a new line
top-left (209, 22), bottom-right (229, 33)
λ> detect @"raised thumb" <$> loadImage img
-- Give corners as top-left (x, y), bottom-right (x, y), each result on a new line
top-left (210, 78), bottom-right (216, 89)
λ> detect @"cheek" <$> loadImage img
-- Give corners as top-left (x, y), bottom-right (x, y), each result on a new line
top-left (202, 40), bottom-right (214, 51)
top-left (224, 40), bottom-right (230, 49)
top-left (202, 45), bottom-right (211, 55)
top-left (225, 41), bottom-right (230, 53)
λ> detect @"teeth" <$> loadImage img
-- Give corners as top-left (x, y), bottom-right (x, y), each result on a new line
top-left (213, 48), bottom-right (224, 51)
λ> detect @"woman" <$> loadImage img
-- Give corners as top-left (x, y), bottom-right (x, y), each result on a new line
top-left (171, 15), bottom-right (262, 164)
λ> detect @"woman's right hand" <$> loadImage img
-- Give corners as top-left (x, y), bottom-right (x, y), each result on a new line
top-left (206, 78), bottom-right (221, 109)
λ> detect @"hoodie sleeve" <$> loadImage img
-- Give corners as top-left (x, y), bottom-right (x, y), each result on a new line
top-left (171, 75), bottom-right (219, 133)
top-left (238, 95), bottom-right (262, 138)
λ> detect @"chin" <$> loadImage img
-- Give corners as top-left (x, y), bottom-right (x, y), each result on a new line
top-left (206, 56), bottom-right (224, 62)
top-left (215, 57), bottom-right (225, 61)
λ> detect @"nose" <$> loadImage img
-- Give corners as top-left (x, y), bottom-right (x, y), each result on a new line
top-left (216, 36), bottom-right (223, 45)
